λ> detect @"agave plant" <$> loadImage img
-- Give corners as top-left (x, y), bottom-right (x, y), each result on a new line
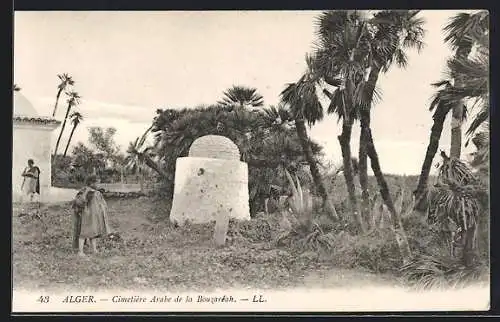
top-left (275, 168), bottom-right (335, 252)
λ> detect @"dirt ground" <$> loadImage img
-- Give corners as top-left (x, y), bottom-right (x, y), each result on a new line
top-left (12, 197), bottom-right (402, 293)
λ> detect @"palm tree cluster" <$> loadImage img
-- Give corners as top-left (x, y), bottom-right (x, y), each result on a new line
top-left (411, 11), bottom-right (489, 267)
top-left (51, 73), bottom-right (84, 159)
top-left (123, 10), bottom-right (488, 271)
top-left (275, 10), bottom-right (427, 263)
top-left (415, 11), bottom-right (489, 206)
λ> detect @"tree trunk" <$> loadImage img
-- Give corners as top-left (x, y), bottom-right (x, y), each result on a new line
top-left (143, 155), bottom-right (169, 181)
top-left (359, 112), bottom-right (371, 229)
top-left (450, 103), bottom-right (464, 159)
top-left (140, 170), bottom-right (144, 192)
top-left (52, 89), bottom-right (62, 117)
top-left (54, 105), bottom-right (72, 157)
top-left (295, 119), bottom-right (338, 220)
top-left (63, 125), bottom-right (77, 157)
top-left (338, 120), bottom-right (365, 232)
top-left (358, 65), bottom-right (382, 230)
top-left (462, 223), bottom-right (479, 267)
top-left (365, 127), bottom-right (412, 264)
top-left (449, 45), bottom-right (472, 159)
top-left (414, 106), bottom-right (449, 210)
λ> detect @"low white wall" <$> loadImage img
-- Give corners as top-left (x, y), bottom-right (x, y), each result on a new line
top-left (12, 125), bottom-right (54, 203)
top-left (169, 157), bottom-right (250, 225)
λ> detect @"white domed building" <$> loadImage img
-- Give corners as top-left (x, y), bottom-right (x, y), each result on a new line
top-left (12, 91), bottom-right (63, 202)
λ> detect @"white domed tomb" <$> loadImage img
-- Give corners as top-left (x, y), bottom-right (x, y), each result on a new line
top-left (12, 91), bottom-right (61, 203)
top-left (169, 135), bottom-right (251, 225)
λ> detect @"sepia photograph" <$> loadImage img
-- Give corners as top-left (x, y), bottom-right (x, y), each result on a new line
top-left (12, 9), bottom-right (490, 313)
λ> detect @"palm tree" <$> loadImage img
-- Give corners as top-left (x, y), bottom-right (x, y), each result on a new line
top-left (53, 91), bottom-right (81, 157)
top-left (415, 11), bottom-right (489, 204)
top-left (312, 10), bottom-right (425, 262)
top-left (218, 85), bottom-right (264, 109)
top-left (63, 112), bottom-right (83, 157)
top-left (354, 11), bottom-right (424, 240)
top-left (312, 10), bottom-right (374, 232)
top-left (280, 75), bottom-right (339, 220)
top-left (443, 11), bottom-right (488, 159)
top-left (52, 73), bottom-right (75, 117)
top-left (353, 10), bottom-right (425, 263)
top-left (414, 81), bottom-right (455, 209)
top-left (127, 126), bottom-right (169, 181)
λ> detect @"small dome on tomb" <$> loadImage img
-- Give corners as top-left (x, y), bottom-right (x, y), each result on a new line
top-left (13, 91), bottom-right (39, 118)
top-left (189, 135), bottom-right (240, 160)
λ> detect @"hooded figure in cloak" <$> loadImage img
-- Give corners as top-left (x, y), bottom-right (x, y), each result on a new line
top-left (71, 175), bottom-right (111, 256)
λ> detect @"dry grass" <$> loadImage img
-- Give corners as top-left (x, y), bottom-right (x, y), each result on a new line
top-left (12, 197), bottom-right (398, 293)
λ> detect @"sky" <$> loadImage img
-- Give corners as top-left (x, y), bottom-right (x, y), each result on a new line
top-left (13, 10), bottom-right (477, 175)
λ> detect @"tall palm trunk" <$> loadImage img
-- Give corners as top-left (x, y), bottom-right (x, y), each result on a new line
top-left (365, 128), bottom-right (412, 264)
top-left (450, 104), bottom-right (464, 158)
top-left (54, 105), bottom-right (72, 157)
top-left (139, 171), bottom-right (145, 192)
top-left (358, 66), bottom-right (381, 230)
top-left (414, 106), bottom-right (449, 209)
top-left (449, 45), bottom-right (472, 159)
top-left (52, 88), bottom-right (63, 117)
top-left (358, 112), bottom-right (370, 228)
top-left (63, 124), bottom-right (78, 157)
top-left (295, 118), bottom-right (338, 220)
top-left (339, 120), bottom-right (365, 231)
top-left (363, 65), bottom-right (411, 263)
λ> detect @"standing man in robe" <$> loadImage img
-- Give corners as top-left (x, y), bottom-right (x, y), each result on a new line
top-left (21, 159), bottom-right (40, 202)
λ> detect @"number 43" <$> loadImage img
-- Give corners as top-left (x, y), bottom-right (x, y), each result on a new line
top-left (37, 296), bottom-right (50, 303)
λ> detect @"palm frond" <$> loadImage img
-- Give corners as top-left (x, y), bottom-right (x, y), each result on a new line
top-left (280, 76), bottom-right (324, 126)
top-left (218, 85), bottom-right (264, 107)
top-left (466, 106), bottom-right (489, 137)
top-left (443, 11), bottom-right (489, 52)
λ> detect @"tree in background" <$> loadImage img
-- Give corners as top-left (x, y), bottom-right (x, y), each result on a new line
top-left (126, 126), bottom-right (169, 184)
top-left (151, 104), bottom-right (324, 216)
top-left (53, 91), bottom-right (81, 157)
top-left (217, 85), bottom-right (264, 109)
top-left (71, 142), bottom-right (106, 182)
top-left (87, 127), bottom-right (123, 168)
top-left (52, 73), bottom-right (75, 117)
top-left (63, 111), bottom-right (83, 157)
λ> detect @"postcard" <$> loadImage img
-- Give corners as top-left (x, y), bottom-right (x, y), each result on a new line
top-left (12, 9), bottom-right (490, 313)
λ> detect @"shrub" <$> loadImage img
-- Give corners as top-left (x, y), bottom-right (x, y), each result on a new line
top-left (275, 169), bottom-right (337, 253)
top-left (313, 229), bottom-right (402, 273)
top-left (400, 254), bottom-right (488, 289)
top-left (151, 106), bottom-right (324, 216)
